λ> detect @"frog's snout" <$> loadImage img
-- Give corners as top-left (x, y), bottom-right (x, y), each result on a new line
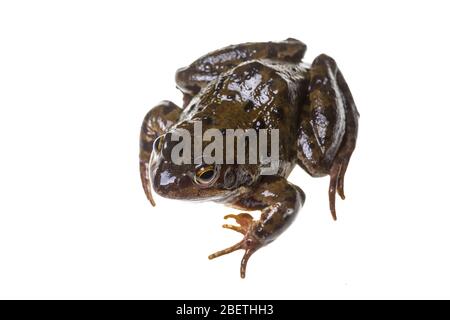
top-left (150, 135), bottom-right (195, 199)
top-left (151, 166), bottom-right (193, 199)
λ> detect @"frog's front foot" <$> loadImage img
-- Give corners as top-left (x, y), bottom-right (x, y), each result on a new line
top-left (208, 213), bottom-right (264, 279)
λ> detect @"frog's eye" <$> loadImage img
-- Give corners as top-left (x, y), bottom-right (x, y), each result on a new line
top-left (194, 165), bottom-right (218, 186)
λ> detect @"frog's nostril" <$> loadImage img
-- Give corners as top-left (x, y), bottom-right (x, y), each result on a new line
top-left (177, 175), bottom-right (192, 189)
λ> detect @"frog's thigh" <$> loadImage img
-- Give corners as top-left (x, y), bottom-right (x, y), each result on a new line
top-left (297, 54), bottom-right (348, 177)
top-left (175, 38), bottom-right (306, 101)
top-left (140, 100), bottom-right (182, 205)
top-left (140, 100), bottom-right (182, 159)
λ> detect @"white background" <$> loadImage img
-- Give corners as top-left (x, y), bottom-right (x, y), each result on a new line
top-left (0, 0), bottom-right (449, 299)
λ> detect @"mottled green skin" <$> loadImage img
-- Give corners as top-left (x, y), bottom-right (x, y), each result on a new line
top-left (139, 39), bottom-right (359, 278)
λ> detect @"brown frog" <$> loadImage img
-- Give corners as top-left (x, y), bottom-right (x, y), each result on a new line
top-left (139, 38), bottom-right (359, 278)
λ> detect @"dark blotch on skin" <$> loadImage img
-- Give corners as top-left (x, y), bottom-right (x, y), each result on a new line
top-left (267, 44), bottom-right (277, 58)
top-left (253, 119), bottom-right (266, 131)
top-left (237, 197), bottom-right (266, 210)
top-left (244, 100), bottom-right (255, 112)
top-left (177, 175), bottom-right (192, 189)
top-left (161, 106), bottom-right (171, 115)
top-left (214, 78), bottom-right (226, 94)
top-left (187, 103), bottom-right (197, 113)
top-left (203, 115), bottom-right (213, 125)
top-left (272, 107), bottom-right (283, 120)
top-left (223, 168), bottom-right (236, 189)
top-left (140, 140), bottom-right (153, 152)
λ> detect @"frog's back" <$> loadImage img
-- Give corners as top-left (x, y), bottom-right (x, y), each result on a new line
top-left (179, 60), bottom-right (307, 167)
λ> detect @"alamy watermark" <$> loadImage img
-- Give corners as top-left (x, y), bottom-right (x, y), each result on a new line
top-left (169, 121), bottom-right (280, 175)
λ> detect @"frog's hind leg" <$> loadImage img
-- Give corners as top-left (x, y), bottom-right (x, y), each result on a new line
top-left (175, 38), bottom-right (307, 107)
top-left (140, 100), bottom-right (182, 206)
top-left (329, 70), bottom-right (359, 212)
top-left (297, 54), bottom-right (359, 220)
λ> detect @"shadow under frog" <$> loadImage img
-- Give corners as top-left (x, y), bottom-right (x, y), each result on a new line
top-left (139, 38), bottom-right (359, 278)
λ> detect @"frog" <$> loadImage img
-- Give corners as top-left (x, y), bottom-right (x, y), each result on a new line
top-left (139, 38), bottom-right (359, 278)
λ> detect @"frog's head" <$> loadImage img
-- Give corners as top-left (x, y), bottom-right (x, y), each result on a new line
top-left (149, 131), bottom-right (257, 202)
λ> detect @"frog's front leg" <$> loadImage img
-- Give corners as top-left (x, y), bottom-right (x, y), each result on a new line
top-left (139, 100), bottom-right (182, 206)
top-left (209, 176), bottom-right (305, 278)
top-left (297, 54), bottom-right (359, 220)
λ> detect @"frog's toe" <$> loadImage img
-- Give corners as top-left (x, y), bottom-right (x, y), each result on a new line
top-left (336, 160), bottom-right (350, 200)
top-left (329, 155), bottom-right (352, 220)
top-left (208, 237), bottom-right (262, 279)
top-left (222, 213), bottom-right (254, 233)
top-left (209, 213), bottom-right (263, 278)
top-left (208, 240), bottom-right (245, 261)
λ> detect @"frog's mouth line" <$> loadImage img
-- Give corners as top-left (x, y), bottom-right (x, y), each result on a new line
top-left (155, 183), bottom-right (244, 203)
